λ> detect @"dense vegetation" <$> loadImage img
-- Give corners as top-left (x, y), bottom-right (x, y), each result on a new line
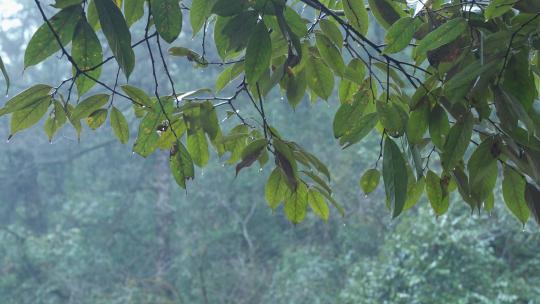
top-left (2, 0), bottom-right (540, 224)
top-left (1, 0), bottom-right (540, 302)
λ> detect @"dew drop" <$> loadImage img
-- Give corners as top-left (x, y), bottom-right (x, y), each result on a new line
top-left (5, 94), bottom-right (8, 98)
top-left (259, 168), bottom-right (263, 172)
top-left (5, 139), bottom-right (10, 144)
top-left (364, 194), bottom-right (368, 199)
top-left (141, 105), bottom-right (146, 108)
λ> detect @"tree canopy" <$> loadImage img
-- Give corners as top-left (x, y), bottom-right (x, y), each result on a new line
top-left (2, 0), bottom-right (540, 225)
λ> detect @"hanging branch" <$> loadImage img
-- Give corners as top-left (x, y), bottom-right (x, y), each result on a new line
top-left (34, 0), bottom-right (147, 107)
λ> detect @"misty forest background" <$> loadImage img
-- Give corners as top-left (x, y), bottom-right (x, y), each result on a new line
top-left (1, 1), bottom-right (540, 303)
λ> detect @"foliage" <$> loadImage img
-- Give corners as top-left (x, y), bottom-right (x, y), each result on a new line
top-left (2, 0), bottom-right (540, 225)
top-left (339, 204), bottom-right (540, 303)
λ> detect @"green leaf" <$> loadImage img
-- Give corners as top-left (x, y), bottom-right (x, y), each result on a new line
top-left (467, 137), bottom-right (498, 187)
top-left (245, 22), bottom-right (272, 85)
top-left (502, 50), bottom-right (537, 109)
top-left (170, 141), bottom-right (195, 189)
top-left (368, 0), bottom-right (405, 29)
top-left (429, 104), bottom-right (450, 149)
top-left (485, 0), bottom-right (516, 20)
top-left (415, 17), bottom-right (467, 60)
top-left (359, 168), bottom-right (381, 194)
top-left (441, 113), bottom-right (473, 171)
top-left (65, 104), bottom-right (82, 139)
top-left (87, 0), bottom-right (100, 30)
top-left (10, 97), bottom-right (50, 136)
top-left (283, 7), bottom-right (307, 38)
top-left (236, 138), bottom-right (267, 175)
top-left (306, 56), bottom-right (334, 100)
top-left (168, 46), bottom-right (208, 66)
top-left (286, 70), bottom-right (307, 108)
top-left (121, 85), bottom-right (154, 108)
top-left (333, 92), bottom-right (368, 137)
top-left (273, 139), bottom-right (299, 190)
top-left (339, 113), bottom-right (378, 148)
top-left (200, 102), bottom-right (220, 140)
top-left (71, 94), bottom-right (110, 120)
top-left (44, 101), bottom-right (67, 142)
top-left (0, 56), bottom-right (9, 94)
top-left (110, 106), bottom-right (129, 144)
top-left (344, 58), bottom-right (366, 84)
top-left (124, 0), bottom-right (146, 26)
top-left (404, 176), bottom-right (425, 210)
top-left (86, 108), bottom-right (108, 129)
top-left (151, 0), bottom-right (183, 43)
top-left (24, 6), bottom-right (82, 68)
top-left (157, 119), bottom-right (187, 150)
top-left (212, 0), bottom-right (248, 16)
top-left (187, 130), bottom-right (209, 167)
top-left (1, 84), bottom-right (52, 115)
top-left (319, 19), bottom-right (343, 48)
top-left (265, 168), bottom-right (291, 210)
top-left (214, 12), bottom-right (257, 60)
top-left (384, 17), bottom-right (420, 54)
top-left (502, 165), bottom-right (529, 225)
top-left (94, 0), bottom-right (135, 78)
top-left (72, 18), bottom-right (103, 96)
top-left (316, 33), bottom-right (345, 76)
top-left (52, 0), bottom-right (83, 8)
top-left (525, 183), bottom-right (540, 224)
top-left (444, 60), bottom-right (498, 104)
top-left (190, 0), bottom-right (216, 35)
top-left (338, 79), bottom-right (357, 104)
top-left (426, 170), bottom-right (449, 216)
top-left (216, 62), bottom-right (244, 92)
top-left (343, 0), bottom-right (369, 36)
top-left (383, 137), bottom-right (408, 218)
top-left (377, 100), bottom-right (406, 136)
top-left (406, 102), bottom-right (429, 144)
top-left (308, 189), bottom-right (330, 221)
top-left (133, 111), bottom-right (161, 157)
top-left (499, 88), bottom-right (536, 136)
top-left (284, 183), bottom-right (308, 224)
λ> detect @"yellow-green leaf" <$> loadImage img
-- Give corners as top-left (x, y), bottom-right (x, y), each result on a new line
top-left (360, 168), bottom-right (380, 194)
top-left (110, 106), bottom-right (129, 144)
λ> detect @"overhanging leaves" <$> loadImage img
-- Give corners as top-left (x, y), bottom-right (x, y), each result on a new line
top-left (383, 137), bottom-right (408, 218)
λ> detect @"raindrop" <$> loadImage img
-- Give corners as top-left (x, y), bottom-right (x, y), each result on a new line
top-left (5, 139), bottom-right (10, 144)
top-left (364, 194), bottom-right (368, 199)
top-left (201, 169), bottom-right (205, 176)
top-left (141, 105), bottom-right (146, 108)
top-left (342, 223), bottom-right (347, 227)
top-left (5, 94), bottom-right (8, 98)
top-left (259, 168), bottom-right (263, 172)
